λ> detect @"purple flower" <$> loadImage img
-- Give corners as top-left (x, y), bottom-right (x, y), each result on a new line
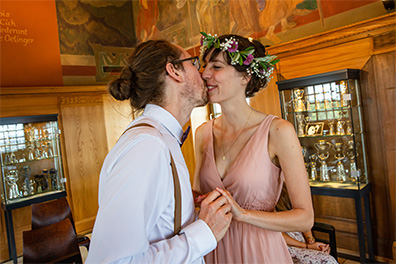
top-left (200, 35), bottom-right (205, 46)
top-left (243, 54), bottom-right (254, 65)
top-left (228, 41), bottom-right (238, 52)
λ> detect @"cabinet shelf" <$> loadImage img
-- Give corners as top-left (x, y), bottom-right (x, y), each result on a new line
top-left (298, 132), bottom-right (362, 139)
top-left (286, 105), bottom-right (358, 114)
top-left (2, 155), bottom-right (59, 166)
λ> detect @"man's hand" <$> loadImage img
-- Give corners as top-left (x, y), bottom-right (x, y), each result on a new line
top-left (198, 190), bottom-right (232, 242)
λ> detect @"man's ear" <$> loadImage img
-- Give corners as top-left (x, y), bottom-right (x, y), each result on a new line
top-left (165, 62), bottom-right (183, 83)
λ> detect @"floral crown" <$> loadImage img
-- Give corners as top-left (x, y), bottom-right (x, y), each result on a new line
top-left (199, 32), bottom-right (279, 81)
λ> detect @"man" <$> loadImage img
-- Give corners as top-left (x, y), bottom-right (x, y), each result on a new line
top-left (85, 40), bottom-right (232, 263)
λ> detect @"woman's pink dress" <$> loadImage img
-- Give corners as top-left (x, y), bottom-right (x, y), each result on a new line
top-left (199, 115), bottom-right (293, 263)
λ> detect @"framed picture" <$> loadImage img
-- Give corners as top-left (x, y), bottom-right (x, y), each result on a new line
top-left (306, 122), bottom-right (324, 136)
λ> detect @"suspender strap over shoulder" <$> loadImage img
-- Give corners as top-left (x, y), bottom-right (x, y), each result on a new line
top-left (121, 123), bottom-right (182, 235)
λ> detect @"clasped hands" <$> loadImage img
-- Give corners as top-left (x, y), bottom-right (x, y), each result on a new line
top-left (195, 187), bottom-right (244, 242)
top-left (304, 234), bottom-right (331, 253)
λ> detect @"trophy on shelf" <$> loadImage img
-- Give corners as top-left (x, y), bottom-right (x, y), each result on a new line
top-left (42, 143), bottom-right (48, 158)
top-left (3, 152), bottom-right (11, 164)
top-left (19, 153), bottom-right (26, 163)
top-left (49, 168), bottom-right (58, 190)
top-left (34, 173), bottom-right (48, 193)
top-left (305, 96), bottom-right (311, 111)
top-left (324, 92), bottom-right (333, 109)
top-left (346, 120), bottom-right (353, 135)
top-left (336, 111), bottom-right (347, 135)
top-left (47, 142), bottom-right (54, 157)
top-left (293, 89), bottom-right (306, 112)
top-left (34, 141), bottom-right (42, 159)
top-left (328, 119), bottom-right (335, 135)
top-left (10, 152), bottom-right (18, 164)
top-left (24, 124), bottom-right (34, 142)
top-left (27, 144), bottom-right (35, 161)
top-left (346, 140), bottom-right (358, 183)
top-left (5, 169), bottom-right (21, 200)
top-left (20, 165), bottom-right (32, 196)
top-left (340, 81), bottom-right (348, 107)
top-left (334, 142), bottom-right (347, 182)
top-left (309, 154), bottom-right (318, 181)
top-left (314, 140), bottom-right (332, 182)
top-left (296, 114), bottom-right (306, 137)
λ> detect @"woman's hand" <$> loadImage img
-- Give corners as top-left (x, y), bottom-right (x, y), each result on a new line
top-left (307, 242), bottom-right (330, 253)
top-left (303, 232), bottom-right (315, 244)
top-left (216, 187), bottom-right (246, 222)
top-left (194, 193), bottom-right (208, 207)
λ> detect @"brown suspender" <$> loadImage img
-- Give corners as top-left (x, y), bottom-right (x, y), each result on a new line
top-left (121, 123), bottom-right (182, 235)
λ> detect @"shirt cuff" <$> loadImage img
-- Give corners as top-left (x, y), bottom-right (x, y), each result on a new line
top-left (181, 219), bottom-right (217, 258)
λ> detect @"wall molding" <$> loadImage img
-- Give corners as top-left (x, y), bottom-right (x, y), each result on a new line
top-left (268, 13), bottom-right (396, 58)
top-left (0, 85), bottom-right (107, 95)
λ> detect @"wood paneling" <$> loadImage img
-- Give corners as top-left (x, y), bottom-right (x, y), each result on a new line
top-left (102, 95), bottom-right (135, 151)
top-left (60, 95), bottom-right (108, 233)
top-left (361, 50), bottom-right (396, 258)
top-left (268, 13), bottom-right (396, 58)
top-left (250, 76), bottom-right (282, 117)
top-left (276, 38), bottom-right (373, 80)
top-left (251, 14), bottom-right (396, 260)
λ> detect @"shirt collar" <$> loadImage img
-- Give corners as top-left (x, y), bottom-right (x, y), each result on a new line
top-left (142, 104), bottom-right (184, 145)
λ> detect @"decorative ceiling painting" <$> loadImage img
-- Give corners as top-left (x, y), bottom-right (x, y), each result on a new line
top-left (57, 0), bottom-right (387, 54)
top-left (132, 0), bottom-right (387, 50)
top-left (56, 0), bottom-right (389, 85)
top-left (56, 0), bottom-right (136, 56)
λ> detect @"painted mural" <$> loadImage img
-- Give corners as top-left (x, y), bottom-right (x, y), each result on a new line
top-left (55, 0), bottom-right (389, 85)
top-left (56, 0), bottom-right (136, 55)
top-left (56, 0), bottom-right (387, 55)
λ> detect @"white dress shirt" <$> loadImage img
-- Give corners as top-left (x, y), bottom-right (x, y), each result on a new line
top-left (85, 104), bottom-right (216, 264)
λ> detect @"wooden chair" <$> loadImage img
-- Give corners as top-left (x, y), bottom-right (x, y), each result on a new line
top-left (23, 218), bottom-right (83, 263)
top-left (31, 197), bottom-right (90, 249)
top-left (312, 221), bottom-right (338, 260)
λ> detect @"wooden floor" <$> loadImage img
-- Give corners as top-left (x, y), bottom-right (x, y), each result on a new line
top-left (1, 249), bottom-right (362, 264)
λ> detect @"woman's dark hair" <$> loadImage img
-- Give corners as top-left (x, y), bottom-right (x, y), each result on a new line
top-left (203, 34), bottom-right (268, 98)
top-left (276, 184), bottom-right (293, 212)
top-left (108, 40), bottom-right (183, 111)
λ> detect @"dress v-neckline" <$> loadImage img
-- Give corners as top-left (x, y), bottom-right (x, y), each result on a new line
top-left (211, 115), bottom-right (270, 184)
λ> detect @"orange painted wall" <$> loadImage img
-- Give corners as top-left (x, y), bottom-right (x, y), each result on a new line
top-left (0, 0), bottom-right (62, 87)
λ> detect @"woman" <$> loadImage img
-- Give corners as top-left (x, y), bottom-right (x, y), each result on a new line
top-left (193, 33), bottom-right (314, 263)
top-left (277, 185), bottom-right (338, 264)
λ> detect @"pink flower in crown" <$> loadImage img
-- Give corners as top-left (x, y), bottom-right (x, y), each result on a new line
top-left (228, 40), bottom-right (238, 52)
top-left (200, 35), bottom-right (205, 46)
top-left (243, 54), bottom-right (254, 65)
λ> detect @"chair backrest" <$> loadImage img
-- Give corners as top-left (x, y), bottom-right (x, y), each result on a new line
top-left (32, 197), bottom-right (75, 231)
top-left (312, 221), bottom-right (338, 260)
top-left (23, 218), bottom-right (82, 264)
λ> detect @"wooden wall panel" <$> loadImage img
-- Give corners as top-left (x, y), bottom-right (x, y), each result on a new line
top-left (60, 95), bottom-right (108, 233)
top-left (250, 77), bottom-right (282, 117)
top-left (361, 51), bottom-right (396, 258)
top-left (251, 14), bottom-right (395, 260)
top-left (102, 94), bottom-right (135, 150)
top-left (277, 38), bottom-right (373, 80)
top-left (0, 95), bottom-right (59, 118)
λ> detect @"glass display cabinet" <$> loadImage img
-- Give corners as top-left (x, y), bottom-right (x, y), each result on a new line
top-left (0, 114), bottom-right (67, 263)
top-left (277, 69), bottom-right (374, 262)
